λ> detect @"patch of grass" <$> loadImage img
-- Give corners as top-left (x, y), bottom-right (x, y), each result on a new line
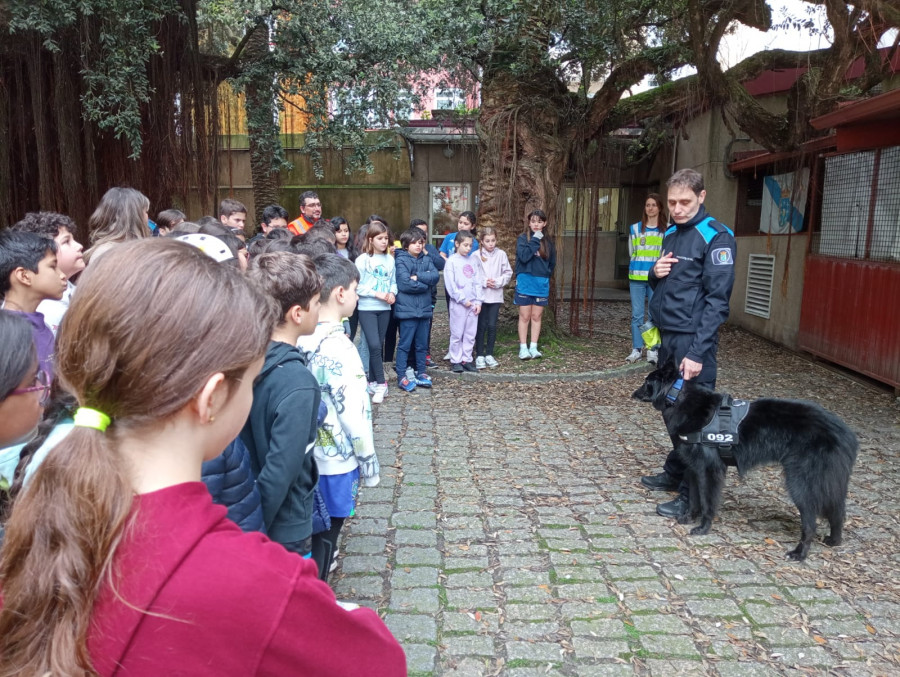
top-left (504, 659), bottom-right (561, 669)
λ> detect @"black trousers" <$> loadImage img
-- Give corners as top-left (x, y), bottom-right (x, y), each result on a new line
top-left (311, 517), bottom-right (345, 582)
top-left (383, 307), bottom-right (398, 363)
top-left (475, 302), bottom-right (501, 357)
top-left (659, 330), bottom-right (718, 485)
top-left (358, 310), bottom-right (390, 382)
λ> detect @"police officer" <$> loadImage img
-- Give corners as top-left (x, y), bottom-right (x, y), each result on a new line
top-left (640, 168), bottom-right (736, 518)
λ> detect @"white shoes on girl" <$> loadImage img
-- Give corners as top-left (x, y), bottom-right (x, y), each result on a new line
top-left (371, 382), bottom-right (388, 404)
top-left (484, 355), bottom-right (499, 368)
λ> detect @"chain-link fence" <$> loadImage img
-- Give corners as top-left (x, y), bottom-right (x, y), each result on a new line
top-left (815, 146), bottom-right (900, 262)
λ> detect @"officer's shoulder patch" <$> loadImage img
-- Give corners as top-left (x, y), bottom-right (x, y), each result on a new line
top-left (711, 248), bottom-right (734, 265)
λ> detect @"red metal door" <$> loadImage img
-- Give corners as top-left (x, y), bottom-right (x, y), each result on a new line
top-left (797, 255), bottom-right (900, 388)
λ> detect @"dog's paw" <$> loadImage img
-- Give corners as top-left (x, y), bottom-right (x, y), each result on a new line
top-left (785, 545), bottom-right (808, 561)
top-left (676, 513), bottom-right (694, 525)
top-left (823, 535), bottom-right (842, 547)
top-left (690, 524), bottom-right (711, 536)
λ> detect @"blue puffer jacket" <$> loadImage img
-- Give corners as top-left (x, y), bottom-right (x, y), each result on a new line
top-left (394, 249), bottom-right (439, 319)
top-left (201, 437), bottom-right (266, 533)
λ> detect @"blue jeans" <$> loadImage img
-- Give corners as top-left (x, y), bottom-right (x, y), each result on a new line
top-left (629, 280), bottom-right (653, 349)
top-left (395, 317), bottom-right (430, 378)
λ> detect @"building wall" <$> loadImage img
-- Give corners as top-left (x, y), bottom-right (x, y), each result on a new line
top-left (408, 143), bottom-right (481, 235)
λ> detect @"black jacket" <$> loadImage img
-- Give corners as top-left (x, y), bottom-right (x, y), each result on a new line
top-left (201, 437), bottom-right (265, 533)
top-left (395, 249), bottom-right (440, 319)
top-left (239, 341), bottom-right (321, 545)
top-left (649, 206), bottom-right (736, 363)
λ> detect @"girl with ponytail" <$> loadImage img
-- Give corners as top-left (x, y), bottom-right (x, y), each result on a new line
top-left (0, 239), bottom-right (405, 677)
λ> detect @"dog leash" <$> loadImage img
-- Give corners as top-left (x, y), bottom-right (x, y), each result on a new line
top-left (665, 373), bottom-right (685, 404)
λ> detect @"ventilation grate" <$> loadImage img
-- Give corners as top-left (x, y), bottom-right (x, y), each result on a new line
top-left (745, 254), bottom-right (775, 319)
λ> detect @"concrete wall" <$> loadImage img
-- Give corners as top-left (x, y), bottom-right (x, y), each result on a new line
top-left (648, 98), bottom-right (808, 348)
top-left (731, 234), bottom-right (809, 348)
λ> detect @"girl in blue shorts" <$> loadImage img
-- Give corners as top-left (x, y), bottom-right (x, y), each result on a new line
top-left (514, 209), bottom-right (556, 360)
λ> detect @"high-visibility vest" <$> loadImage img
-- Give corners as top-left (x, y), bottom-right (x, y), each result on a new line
top-left (288, 215), bottom-right (314, 236)
top-left (628, 222), bottom-right (663, 281)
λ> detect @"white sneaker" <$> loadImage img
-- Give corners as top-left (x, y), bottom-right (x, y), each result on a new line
top-left (529, 346), bottom-right (542, 359)
top-left (443, 352), bottom-right (451, 361)
top-left (371, 382), bottom-right (388, 404)
top-left (485, 355), bottom-right (499, 368)
top-left (475, 356), bottom-right (486, 369)
top-left (367, 381), bottom-right (376, 394)
top-left (646, 349), bottom-right (658, 364)
top-left (626, 348), bottom-right (642, 364)
top-left (518, 345), bottom-right (531, 360)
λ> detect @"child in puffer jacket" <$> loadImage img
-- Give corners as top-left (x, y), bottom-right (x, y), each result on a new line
top-left (393, 227), bottom-right (439, 392)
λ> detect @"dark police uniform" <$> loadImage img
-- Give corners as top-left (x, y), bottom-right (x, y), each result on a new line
top-left (649, 205), bottom-right (736, 482)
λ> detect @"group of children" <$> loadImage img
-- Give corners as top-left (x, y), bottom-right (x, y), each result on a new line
top-left (0, 198), bottom-right (406, 672)
top-left (351, 208), bottom-right (558, 391)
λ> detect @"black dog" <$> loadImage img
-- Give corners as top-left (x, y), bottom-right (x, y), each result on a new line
top-left (633, 360), bottom-right (858, 560)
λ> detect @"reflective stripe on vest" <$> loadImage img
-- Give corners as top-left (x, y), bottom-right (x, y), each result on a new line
top-left (628, 224), bottom-right (663, 281)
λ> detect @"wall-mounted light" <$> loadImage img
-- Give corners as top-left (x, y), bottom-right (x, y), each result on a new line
top-left (443, 144), bottom-right (455, 159)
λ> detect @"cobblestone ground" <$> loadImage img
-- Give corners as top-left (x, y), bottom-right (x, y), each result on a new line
top-left (333, 324), bottom-right (900, 676)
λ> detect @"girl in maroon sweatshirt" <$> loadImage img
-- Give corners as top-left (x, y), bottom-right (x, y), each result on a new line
top-left (0, 239), bottom-right (405, 677)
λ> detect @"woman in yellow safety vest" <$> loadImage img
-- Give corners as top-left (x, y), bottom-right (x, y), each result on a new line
top-left (626, 194), bottom-right (665, 364)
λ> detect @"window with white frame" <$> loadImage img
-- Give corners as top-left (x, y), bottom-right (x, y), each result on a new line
top-left (434, 88), bottom-right (464, 110)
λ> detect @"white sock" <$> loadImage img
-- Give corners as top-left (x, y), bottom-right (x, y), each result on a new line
top-left (520, 343), bottom-right (527, 350)
top-left (529, 342), bottom-right (538, 350)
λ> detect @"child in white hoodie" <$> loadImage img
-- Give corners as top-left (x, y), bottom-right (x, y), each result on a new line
top-left (298, 254), bottom-right (381, 580)
top-left (474, 227), bottom-right (512, 368)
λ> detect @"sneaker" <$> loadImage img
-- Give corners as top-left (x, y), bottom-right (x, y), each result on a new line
top-left (451, 363), bottom-right (464, 373)
top-left (367, 381), bottom-right (376, 394)
top-left (425, 354), bottom-right (435, 368)
top-left (398, 376), bottom-right (417, 393)
top-left (485, 355), bottom-right (499, 368)
top-left (415, 373), bottom-right (433, 388)
top-left (529, 346), bottom-right (542, 359)
top-left (646, 349), bottom-right (658, 364)
top-left (443, 352), bottom-right (452, 361)
top-left (626, 348), bottom-right (642, 364)
top-left (475, 356), bottom-right (486, 369)
top-left (371, 382), bottom-right (388, 403)
top-left (405, 366), bottom-right (416, 381)
top-left (462, 361), bottom-right (477, 372)
top-left (329, 559), bottom-right (339, 573)
top-left (518, 345), bottom-right (531, 360)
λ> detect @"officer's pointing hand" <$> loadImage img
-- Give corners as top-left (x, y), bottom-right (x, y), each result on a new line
top-left (653, 251), bottom-right (678, 278)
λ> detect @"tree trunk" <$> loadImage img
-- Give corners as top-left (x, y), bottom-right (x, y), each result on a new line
top-left (243, 24), bottom-right (282, 232)
top-left (475, 70), bottom-right (576, 332)
top-left (476, 70), bottom-right (574, 268)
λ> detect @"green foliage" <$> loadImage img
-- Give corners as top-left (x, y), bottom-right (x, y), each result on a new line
top-left (7, 0), bottom-right (179, 158)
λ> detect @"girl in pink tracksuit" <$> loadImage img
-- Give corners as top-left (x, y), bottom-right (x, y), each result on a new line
top-left (443, 231), bottom-right (484, 372)
top-left (474, 227), bottom-right (512, 368)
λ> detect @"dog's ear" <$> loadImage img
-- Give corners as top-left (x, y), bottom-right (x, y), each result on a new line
top-left (659, 358), bottom-right (678, 379)
top-left (632, 370), bottom-right (661, 402)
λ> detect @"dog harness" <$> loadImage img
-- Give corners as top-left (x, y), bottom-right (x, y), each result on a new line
top-left (679, 394), bottom-right (750, 466)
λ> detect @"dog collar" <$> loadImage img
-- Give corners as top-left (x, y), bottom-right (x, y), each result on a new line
top-left (665, 377), bottom-right (684, 404)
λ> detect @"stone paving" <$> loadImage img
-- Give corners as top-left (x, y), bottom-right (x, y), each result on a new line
top-left (333, 326), bottom-right (900, 676)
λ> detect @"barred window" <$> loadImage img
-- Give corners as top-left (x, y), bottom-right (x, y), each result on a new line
top-left (816, 147), bottom-right (900, 262)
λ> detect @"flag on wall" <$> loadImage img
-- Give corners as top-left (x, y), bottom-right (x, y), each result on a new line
top-left (760, 169), bottom-right (809, 234)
